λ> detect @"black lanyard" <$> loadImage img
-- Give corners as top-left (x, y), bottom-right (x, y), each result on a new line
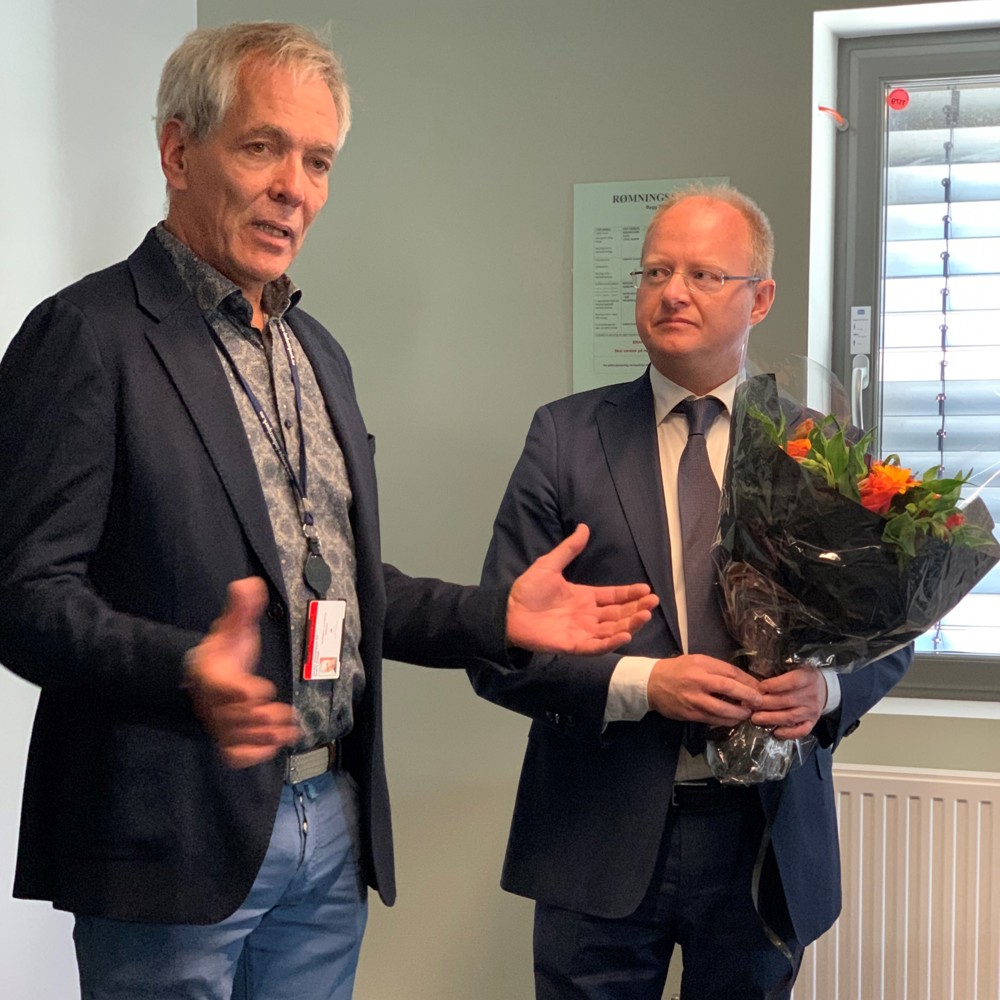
top-left (211, 319), bottom-right (332, 598)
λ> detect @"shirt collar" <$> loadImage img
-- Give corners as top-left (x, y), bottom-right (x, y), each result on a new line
top-left (647, 365), bottom-right (738, 424)
top-left (155, 222), bottom-right (302, 327)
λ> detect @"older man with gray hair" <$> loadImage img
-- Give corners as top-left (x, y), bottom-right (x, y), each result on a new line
top-left (0, 22), bottom-right (655, 999)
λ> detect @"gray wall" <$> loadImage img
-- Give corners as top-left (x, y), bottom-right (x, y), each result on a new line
top-left (195, 2), bottom-right (999, 996)
top-left (2, 1), bottom-right (998, 998)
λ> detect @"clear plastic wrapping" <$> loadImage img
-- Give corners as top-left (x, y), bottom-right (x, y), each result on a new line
top-left (706, 371), bottom-right (1000, 785)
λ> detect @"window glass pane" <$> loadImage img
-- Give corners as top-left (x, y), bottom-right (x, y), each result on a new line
top-left (878, 75), bottom-right (1000, 661)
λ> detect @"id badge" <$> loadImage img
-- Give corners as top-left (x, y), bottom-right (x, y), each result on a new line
top-left (303, 599), bottom-right (346, 680)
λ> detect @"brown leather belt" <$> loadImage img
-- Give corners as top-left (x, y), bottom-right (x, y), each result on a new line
top-left (284, 742), bottom-right (337, 784)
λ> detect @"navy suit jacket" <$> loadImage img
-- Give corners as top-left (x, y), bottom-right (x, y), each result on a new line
top-left (0, 230), bottom-right (509, 923)
top-left (473, 371), bottom-right (910, 945)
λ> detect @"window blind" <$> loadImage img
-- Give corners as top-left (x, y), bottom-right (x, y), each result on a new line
top-left (878, 77), bottom-right (1000, 654)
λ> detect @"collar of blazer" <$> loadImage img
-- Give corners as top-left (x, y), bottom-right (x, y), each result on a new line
top-left (596, 370), bottom-right (682, 650)
top-left (127, 229), bottom-right (288, 604)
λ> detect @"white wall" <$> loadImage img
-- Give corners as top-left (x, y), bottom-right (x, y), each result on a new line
top-left (0, 2), bottom-right (195, 994)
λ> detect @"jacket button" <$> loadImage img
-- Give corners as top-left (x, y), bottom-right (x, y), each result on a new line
top-left (266, 603), bottom-right (286, 622)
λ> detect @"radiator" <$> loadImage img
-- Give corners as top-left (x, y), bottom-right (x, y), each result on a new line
top-left (793, 763), bottom-right (1000, 1000)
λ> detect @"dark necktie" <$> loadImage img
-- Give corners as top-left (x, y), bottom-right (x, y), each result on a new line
top-left (675, 396), bottom-right (736, 754)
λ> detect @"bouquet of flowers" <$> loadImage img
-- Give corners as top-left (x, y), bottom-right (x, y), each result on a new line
top-left (706, 370), bottom-right (1000, 785)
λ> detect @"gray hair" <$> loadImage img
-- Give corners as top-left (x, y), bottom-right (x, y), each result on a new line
top-left (643, 183), bottom-right (775, 278)
top-left (156, 22), bottom-right (351, 150)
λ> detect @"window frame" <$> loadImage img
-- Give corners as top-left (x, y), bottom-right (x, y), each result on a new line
top-left (831, 27), bottom-right (1000, 701)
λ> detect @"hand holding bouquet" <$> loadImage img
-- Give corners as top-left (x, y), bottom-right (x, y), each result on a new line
top-left (706, 372), bottom-right (1000, 785)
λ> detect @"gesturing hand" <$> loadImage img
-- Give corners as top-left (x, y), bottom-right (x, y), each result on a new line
top-left (506, 524), bottom-right (659, 655)
top-left (184, 577), bottom-right (301, 768)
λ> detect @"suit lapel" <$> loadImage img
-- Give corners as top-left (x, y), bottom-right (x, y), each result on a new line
top-left (127, 232), bottom-right (286, 599)
top-left (596, 373), bottom-right (682, 649)
top-left (291, 315), bottom-right (383, 601)
top-left (291, 320), bottom-right (376, 543)
top-left (290, 314), bottom-right (388, 667)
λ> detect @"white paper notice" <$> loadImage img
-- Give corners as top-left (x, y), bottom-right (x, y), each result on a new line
top-left (572, 177), bottom-right (727, 392)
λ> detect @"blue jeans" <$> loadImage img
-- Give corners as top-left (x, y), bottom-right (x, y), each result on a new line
top-left (74, 769), bottom-right (368, 1000)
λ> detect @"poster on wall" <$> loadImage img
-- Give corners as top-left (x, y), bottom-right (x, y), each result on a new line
top-left (572, 176), bottom-right (727, 393)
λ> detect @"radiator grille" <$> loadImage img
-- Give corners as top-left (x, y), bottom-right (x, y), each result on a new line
top-left (793, 764), bottom-right (1000, 1000)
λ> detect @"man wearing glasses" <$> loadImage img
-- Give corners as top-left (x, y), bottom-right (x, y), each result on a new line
top-left (471, 186), bottom-right (911, 999)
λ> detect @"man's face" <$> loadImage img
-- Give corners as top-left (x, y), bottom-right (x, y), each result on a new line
top-left (161, 58), bottom-right (339, 308)
top-left (634, 197), bottom-right (775, 394)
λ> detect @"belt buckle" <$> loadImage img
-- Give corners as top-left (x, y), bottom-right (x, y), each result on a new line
top-left (671, 779), bottom-right (713, 808)
top-left (285, 743), bottom-right (335, 784)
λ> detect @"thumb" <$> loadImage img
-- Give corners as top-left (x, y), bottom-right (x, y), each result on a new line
top-left (535, 523), bottom-right (590, 574)
top-left (216, 576), bottom-right (269, 638)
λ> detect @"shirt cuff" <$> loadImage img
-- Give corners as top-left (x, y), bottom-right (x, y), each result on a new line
top-left (604, 656), bottom-right (657, 724)
top-left (821, 668), bottom-right (842, 715)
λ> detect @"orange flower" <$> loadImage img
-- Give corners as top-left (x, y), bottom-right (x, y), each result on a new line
top-left (784, 420), bottom-right (815, 461)
top-left (785, 438), bottom-right (811, 460)
top-left (858, 462), bottom-right (919, 515)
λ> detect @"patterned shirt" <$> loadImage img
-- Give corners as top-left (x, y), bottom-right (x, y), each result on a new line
top-left (157, 223), bottom-right (364, 748)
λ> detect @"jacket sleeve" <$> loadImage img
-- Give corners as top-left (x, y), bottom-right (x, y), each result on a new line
top-left (468, 405), bottom-right (621, 738)
top-left (815, 644), bottom-right (913, 748)
top-left (381, 562), bottom-right (512, 668)
top-left (0, 296), bottom-right (200, 705)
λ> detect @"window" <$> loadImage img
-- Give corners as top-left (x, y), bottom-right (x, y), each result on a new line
top-left (833, 29), bottom-right (1000, 697)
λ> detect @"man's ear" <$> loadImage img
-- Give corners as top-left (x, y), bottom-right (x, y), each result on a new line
top-left (160, 118), bottom-right (190, 193)
top-left (749, 278), bottom-right (776, 328)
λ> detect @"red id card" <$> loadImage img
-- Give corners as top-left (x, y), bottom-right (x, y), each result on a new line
top-left (303, 599), bottom-right (347, 680)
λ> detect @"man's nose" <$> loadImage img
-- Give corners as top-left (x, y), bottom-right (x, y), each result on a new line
top-left (660, 270), bottom-right (690, 301)
top-left (269, 156), bottom-right (305, 205)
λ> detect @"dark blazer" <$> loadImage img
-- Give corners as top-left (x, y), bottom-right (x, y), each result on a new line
top-left (0, 230), bottom-right (509, 923)
top-left (472, 372), bottom-right (910, 946)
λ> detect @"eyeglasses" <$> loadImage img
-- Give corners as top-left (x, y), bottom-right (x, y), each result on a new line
top-left (629, 266), bottom-right (762, 294)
